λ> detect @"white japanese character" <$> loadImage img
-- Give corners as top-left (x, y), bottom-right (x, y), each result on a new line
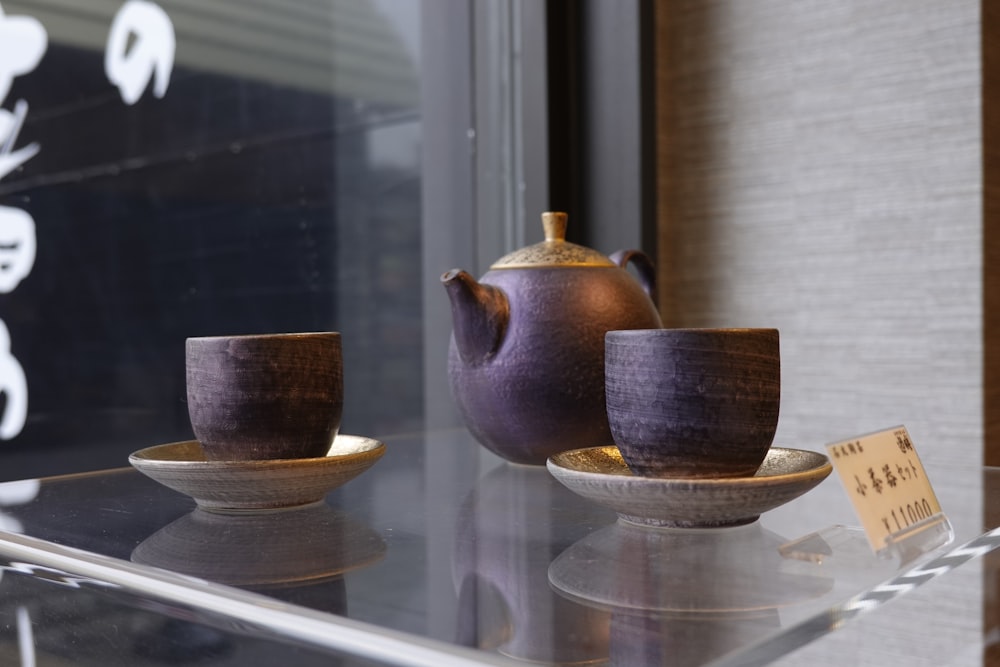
top-left (105, 0), bottom-right (175, 105)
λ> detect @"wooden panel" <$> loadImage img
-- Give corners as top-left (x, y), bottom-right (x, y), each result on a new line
top-left (985, 0), bottom-right (1000, 469)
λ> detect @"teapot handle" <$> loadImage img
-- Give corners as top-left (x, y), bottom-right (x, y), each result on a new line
top-left (609, 249), bottom-right (657, 304)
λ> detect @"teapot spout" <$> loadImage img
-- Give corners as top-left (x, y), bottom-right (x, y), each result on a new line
top-left (441, 269), bottom-right (509, 365)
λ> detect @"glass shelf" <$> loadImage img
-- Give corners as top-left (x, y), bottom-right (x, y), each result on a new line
top-left (0, 428), bottom-right (991, 666)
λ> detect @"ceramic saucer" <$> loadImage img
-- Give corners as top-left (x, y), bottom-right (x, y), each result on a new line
top-left (547, 446), bottom-right (831, 528)
top-left (129, 435), bottom-right (384, 512)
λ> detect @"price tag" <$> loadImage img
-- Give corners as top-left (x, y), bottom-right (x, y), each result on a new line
top-left (826, 426), bottom-right (944, 552)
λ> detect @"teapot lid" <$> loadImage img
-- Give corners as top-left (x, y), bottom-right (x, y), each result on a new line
top-left (491, 212), bottom-right (616, 269)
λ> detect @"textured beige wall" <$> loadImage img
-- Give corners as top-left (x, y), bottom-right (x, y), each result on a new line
top-left (657, 0), bottom-right (981, 490)
top-left (655, 2), bottom-right (984, 664)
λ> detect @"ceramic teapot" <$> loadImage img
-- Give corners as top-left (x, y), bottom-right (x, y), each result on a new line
top-left (442, 212), bottom-right (662, 464)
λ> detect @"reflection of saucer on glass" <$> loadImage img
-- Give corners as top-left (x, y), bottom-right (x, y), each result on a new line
top-left (548, 521), bottom-right (832, 614)
top-left (549, 521), bottom-right (835, 667)
top-left (129, 435), bottom-right (384, 512)
top-left (547, 446), bottom-right (831, 528)
top-left (132, 503), bottom-right (386, 589)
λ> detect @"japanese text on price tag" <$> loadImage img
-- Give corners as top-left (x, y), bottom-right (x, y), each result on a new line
top-left (826, 426), bottom-right (943, 552)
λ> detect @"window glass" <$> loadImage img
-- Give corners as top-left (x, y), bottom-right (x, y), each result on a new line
top-left (0, 0), bottom-right (426, 477)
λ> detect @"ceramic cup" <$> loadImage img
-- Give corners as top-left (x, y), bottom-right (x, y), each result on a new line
top-left (186, 332), bottom-right (343, 461)
top-left (605, 328), bottom-right (780, 478)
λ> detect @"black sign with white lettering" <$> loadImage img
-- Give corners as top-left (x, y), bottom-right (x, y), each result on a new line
top-left (0, 1), bottom-right (423, 478)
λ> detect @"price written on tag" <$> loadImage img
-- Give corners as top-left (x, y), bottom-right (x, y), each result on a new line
top-left (826, 426), bottom-right (943, 552)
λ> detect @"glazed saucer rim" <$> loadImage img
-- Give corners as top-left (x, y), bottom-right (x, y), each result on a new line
top-left (547, 445), bottom-right (832, 486)
top-left (129, 434), bottom-right (384, 470)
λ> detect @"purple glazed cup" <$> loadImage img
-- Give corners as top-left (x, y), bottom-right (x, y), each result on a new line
top-left (605, 328), bottom-right (780, 478)
top-left (186, 332), bottom-right (343, 461)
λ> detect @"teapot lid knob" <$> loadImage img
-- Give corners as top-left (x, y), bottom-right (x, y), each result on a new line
top-left (541, 212), bottom-right (568, 242)
top-left (490, 211), bottom-right (614, 268)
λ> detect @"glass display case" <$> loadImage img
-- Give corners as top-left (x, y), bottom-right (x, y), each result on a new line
top-left (0, 428), bottom-right (992, 666)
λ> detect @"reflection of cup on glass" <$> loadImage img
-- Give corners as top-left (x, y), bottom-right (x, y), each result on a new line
top-left (605, 328), bottom-right (780, 478)
top-left (549, 521), bottom-right (832, 666)
top-left (453, 463), bottom-right (613, 664)
top-left (132, 503), bottom-right (385, 612)
top-left (186, 332), bottom-right (343, 461)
